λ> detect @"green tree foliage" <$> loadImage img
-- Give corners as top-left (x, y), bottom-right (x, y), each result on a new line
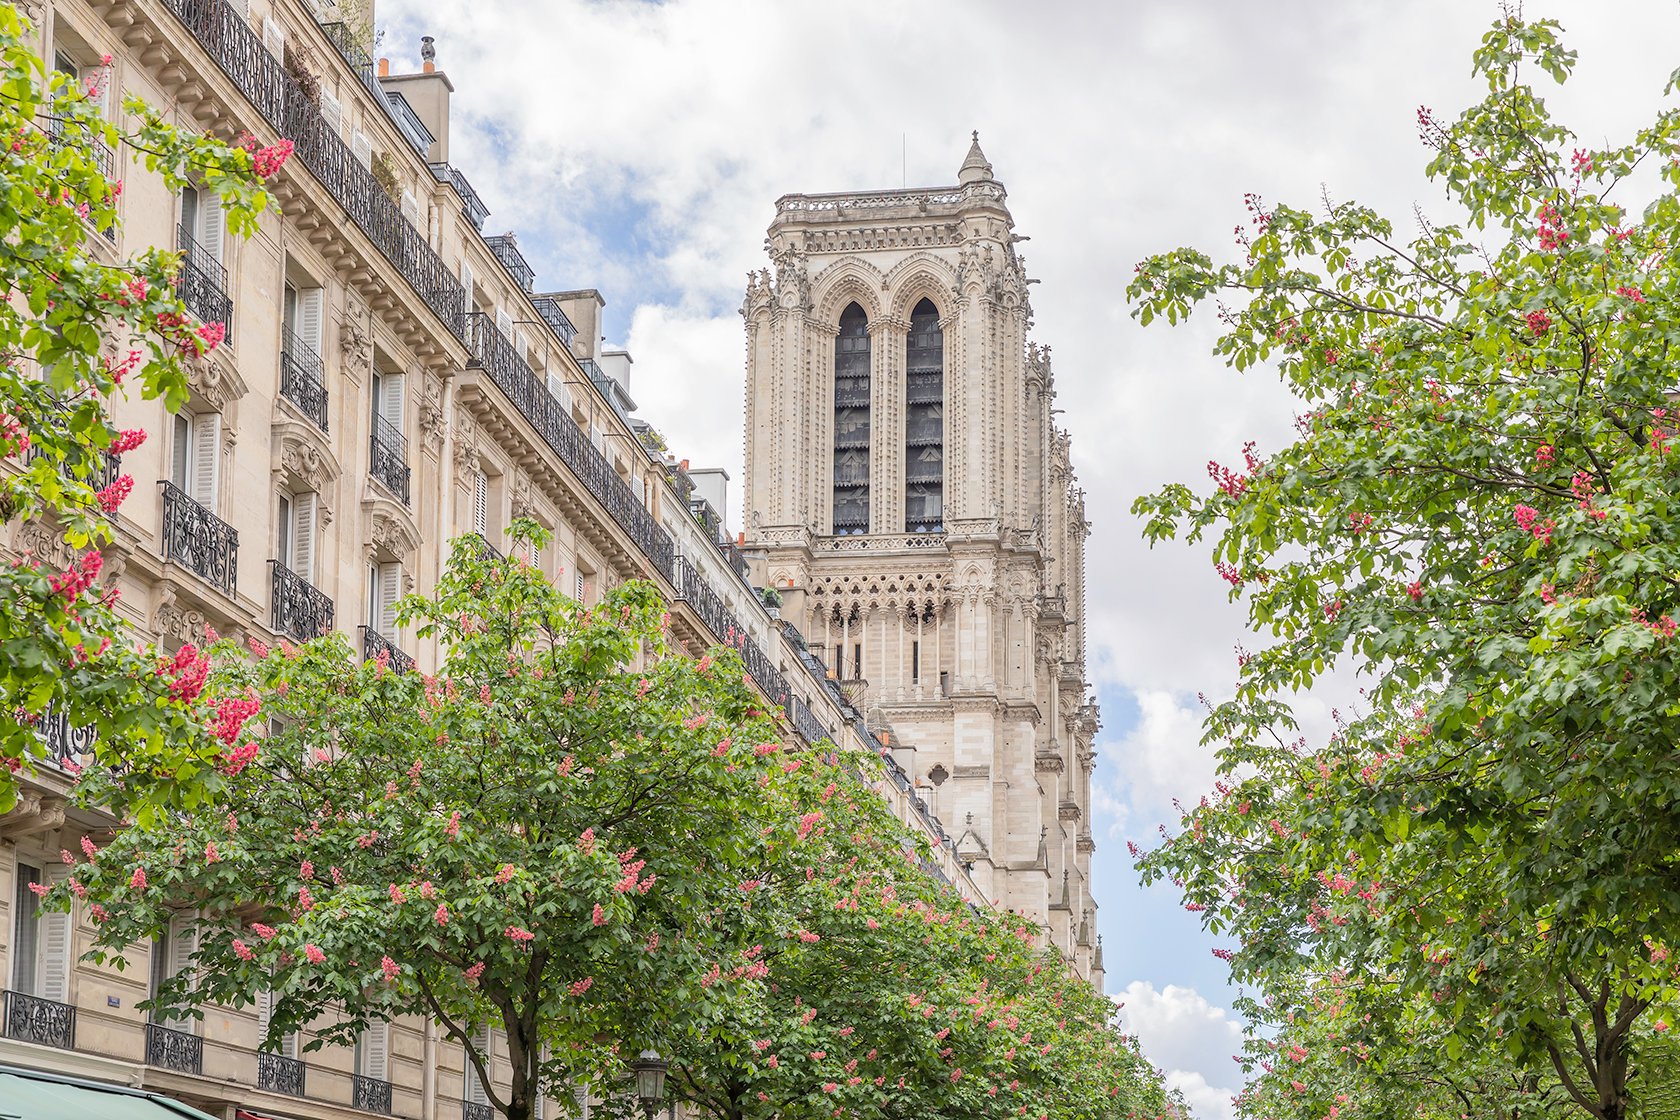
top-left (1126, 14), bottom-right (1680, 1120)
top-left (0, 0), bottom-right (278, 815)
top-left (53, 526), bottom-right (1179, 1120)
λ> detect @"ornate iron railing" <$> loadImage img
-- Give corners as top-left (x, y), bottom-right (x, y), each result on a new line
top-left (430, 162), bottom-right (488, 229)
top-left (690, 499), bottom-right (724, 545)
top-left (271, 561), bottom-right (334, 641)
top-left (462, 311), bottom-right (675, 579)
top-left (32, 704), bottom-right (96, 770)
top-left (258, 1051), bottom-right (306, 1096)
top-left (353, 1073), bottom-right (394, 1114)
top-left (146, 1022), bottom-right (203, 1074)
top-left (462, 1103), bottom-right (493, 1120)
top-left (369, 414), bottom-right (410, 504)
top-left (361, 626), bottom-right (415, 675)
top-left (318, 20), bottom-right (380, 102)
top-left (673, 556), bottom-right (790, 713)
top-left (159, 480), bottom-right (238, 595)
top-left (26, 445), bottom-right (121, 493)
top-left (788, 694), bottom-right (830, 747)
top-left (3, 990), bottom-right (75, 1049)
top-left (467, 532), bottom-right (500, 564)
top-left (530, 295), bottom-right (576, 348)
top-left (280, 324), bottom-right (328, 430)
top-left (486, 233), bottom-right (534, 292)
top-left (160, 0), bottom-right (464, 338)
top-left (176, 224), bottom-right (234, 332)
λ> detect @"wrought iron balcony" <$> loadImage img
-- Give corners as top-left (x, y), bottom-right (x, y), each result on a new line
top-left (673, 556), bottom-right (790, 714)
top-left (159, 480), bottom-right (238, 595)
top-left (271, 561), bottom-right (334, 642)
top-left (27, 445), bottom-right (120, 493)
top-left (353, 1073), bottom-right (394, 1114)
top-left (280, 325), bottom-right (329, 431)
top-left (258, 1051), bottom-right (306, 1096)
top-left (31, 703), bottom-right (96, 772)
top-left (370, 414), bottom-right (410, 505)
top-left (461, 311), bottom-right (675, 580)
top-left (3, 990), bottom-right (75, 1050)
top-left (431, 162), bottom-right (489, 229)
top-left (146, 1022), bottom-right (203, 1074)
top-left (175, 224), bottom-right (234, 333)
top-left (318, 20), bottom-right (382, 108)
top-left (485, 233), bottom-right (534, 292)
top-left (462, 1103), bottom-right (493, 1120)
top-left (530, 295), bottom-right (576, 347)
top-left (361, 626), bottom-right (415, 675)
top-left (467, 532), bottom-right (501, 565)
top-left (160, 0), bottom-right (464, 338)
top-left (690, 499), bottom-right (724, 545)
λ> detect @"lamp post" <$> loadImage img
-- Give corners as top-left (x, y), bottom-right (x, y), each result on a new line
top-left (630, 1050), bottom-right (667, 1119)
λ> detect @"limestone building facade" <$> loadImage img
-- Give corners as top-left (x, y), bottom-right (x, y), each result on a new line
top-left (743, 137), bottom-right (1103, 980)
top-left (0, 0), bottom-right (986, 1114)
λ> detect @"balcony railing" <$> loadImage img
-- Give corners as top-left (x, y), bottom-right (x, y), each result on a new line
top-left (3, 990), bottom-right (75, 1050)
top-left (271, 561), bottom-right (334, 642)
top-left (467, 532), bottom-right (501, 565)
top-left (485, 233), bottom-right (534, 292)
top-left (430, 162), bottom-right (489, 229)
top-left (258, 1051), bottom-right (306, 1096)
top-left (530, 295), bottom-right (576, 348)
top-left (673, 556), bottom-right (790, 713)
top-left (462, 311), bottom-right (674, 580)
top-left (280, 324), bottom-right (329, 430)
top-left (159, 480), bottom-right (238, 595)
top-left (353, 1073), bottom-right (394, 1114)
top-left (27, 445), bottom-right (121, 494)
top-left (146, 1022), bottom-right (203, 1074)
top-left (463, 1104), bottom-right (493, 1120)
top-left (370, 414), bottom-right (410, 505)
top-left (361, 626), bottom-right (415, 675)
top-left (176, 224), bottom-right (234, 332)
top-left (31, 703), bottom-right (96, 771)
top-left (161, 0), bottom-right (464, 339)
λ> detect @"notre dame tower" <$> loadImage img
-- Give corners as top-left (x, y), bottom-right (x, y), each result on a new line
top-left (740, 135), bottom-right (1103, 985)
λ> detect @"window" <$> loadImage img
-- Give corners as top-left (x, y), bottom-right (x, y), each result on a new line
top-left (853, 643), bottom-right (863, 680)
top-left (171, 411), bottom-right (221, 511)
top-left (255, 989), bottom-right (299, 1056)
top-left (282, 281), bottom-right (325, 361)
top-left (911, 640), bottom-right (920, 682)
top-left (276, 491), bottom-right (318, 582)
top-left (11, 862), bottom-right (69, 1003)
top-left (472, 468), bottom-right (489, 537)
top-left (150, 911), bottom-right (197, 1032)
top-left (465, 1023), bottom-right (492, 1105)
top-left (356, 1020), bottom-right (390, 1081)
top-left (179, 183), bottom-right (225, 268)
top-left (832, 302), bottom-right (870, 535)
top-left (905, 298), bottom-right (944, 533)
top-left (373, 371), bottom-right (406, 436)
top-left (368, 562), bottom-right (402, 638)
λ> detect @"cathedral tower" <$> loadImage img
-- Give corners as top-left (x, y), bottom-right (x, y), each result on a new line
top-left (741, 137), bottom-right (1101, 981)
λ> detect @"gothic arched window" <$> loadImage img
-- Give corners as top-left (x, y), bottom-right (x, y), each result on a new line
top-left (832, 303), bottom-right (871, 535)
top-left (905, 298), bottom-right (944, 533)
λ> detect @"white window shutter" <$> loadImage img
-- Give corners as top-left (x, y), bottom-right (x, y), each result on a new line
top-left (379, 373), bottom-right (405, 432)
top-left (199, 189), bottom-right (225, 266)
top-left (299, 287), bottom-right (325, 357)
top-left (460, 261), bottom-right (475, 315)
top-left (466, 1024), bottom-right (491, 1104)
top-left (190, 412), bottom-right (221, 510)
top-left (161, 911), bottom-right (197, 1031)
top-left (39, 867), bottom-right (71, 1003)
top-left (294, 492), bottom-right (318, 583)
top-left (262, 17), bottom-right (286, 58)
top-left (377, 562), bottom-right (401, 636)
top-left (352, 131), bottom-right (373, 168)
top-left (362, 1020), bottom-right (389, 1080)
top-left (320, 90), bottom-right (343, 133)
top-left (496, 308), bottom-right (514, 341)
top-left (472, 469), bottom-right (488, 536)
top-left (400, 189), bottom-right (419, 226)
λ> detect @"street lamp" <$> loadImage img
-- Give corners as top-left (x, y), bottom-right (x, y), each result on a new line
top-left (630, 1050), bottom-right (667, 1119)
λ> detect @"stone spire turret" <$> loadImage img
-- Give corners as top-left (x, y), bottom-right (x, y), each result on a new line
top-left (958, 130), bottom-right (994, 184)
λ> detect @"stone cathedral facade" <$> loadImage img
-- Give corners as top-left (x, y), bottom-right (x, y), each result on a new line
top-left (741, 137), bottom-right (1104, 984)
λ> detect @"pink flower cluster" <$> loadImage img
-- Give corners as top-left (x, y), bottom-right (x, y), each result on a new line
top-left (96, 474), bottom-right (134, 513)
top-left (49, 550), bottom-right (103, 605)
top-left (1512, 504), bottom-right (1555, 545)
top-left (1537, 203), bottom-right (1569, 251)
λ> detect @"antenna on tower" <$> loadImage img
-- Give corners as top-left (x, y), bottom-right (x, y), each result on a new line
top-left (902, 132), bottom-right (906, 188)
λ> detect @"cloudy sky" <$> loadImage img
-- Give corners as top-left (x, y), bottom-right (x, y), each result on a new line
top-left (374, 2), bottom-right (1680, 1114)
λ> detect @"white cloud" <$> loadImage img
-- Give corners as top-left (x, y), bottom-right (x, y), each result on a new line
top-left (1115, 980), bottom-right (1244, 1120)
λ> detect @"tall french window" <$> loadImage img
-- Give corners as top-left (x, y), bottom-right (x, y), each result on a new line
top-left (905, 298), bottom-right (944, 532)
top-left (832, 303), bottom-right (870, 535)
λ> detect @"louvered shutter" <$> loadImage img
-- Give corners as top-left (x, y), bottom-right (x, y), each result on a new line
top-left (198, 189), bottom-right (224, 266)
top-left (400, 189), bottom-right (419, 226)
top-left (298, 287), bottom-right (325, 357)
top-left (320, 90), bottom-right (343, 133)
top-left (352, 131), bottom-right (373, 168)
top-left (496, 307), bottom-right (514, 342)
top-left (361, 1020), bottom-right (389, 1079)
top-left (294, 493), bottom-right (318, 583)
top-left (465, 1024), bottom-right (492, 1103)
top-left (377, 563), bottom-right (401, 636)
top-left (38, 866), bottom-right (71, 1003)
top-left (190, 413), bottom-right (221, 510)
top-left (261, 17), bottom-right (285, 58)
top-left (379, 373), bottom-right (405, 432)
top-left (460, 261), bottom-right (475, 316)
top-left (160, 911), bottom-right (196, 1031)
top-left (472, 470), bottom-right (488, 536)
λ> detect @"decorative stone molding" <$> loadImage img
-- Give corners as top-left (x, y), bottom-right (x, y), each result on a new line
top-left (770, 244), bottom-right (812, 312)
top-left (338, 296), bottom-right (373, 384)
top-left (418, 373), bottom-right (445, 451)
top-left (185, 350), bottom-right (248, 413)
top-left (1034, 750), bottom-right (1064, 773)
top-left (368, 507), bottom-right (420, 562)
top-left (451, 408), bottom-right (480, 475)
top-left (509, 470), bottom-right (536, 521)
top-left (152, 582), bottom-right (210, 645)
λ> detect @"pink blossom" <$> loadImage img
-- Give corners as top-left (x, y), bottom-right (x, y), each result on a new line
top-left (495, 864), bottom-right (516, 884)
top-left (591, 903), bottom-right (606, 927)
top-left (303, 944), bottom-right (325, 964)
top-left (568, 976), bottom-right (593, 996)
top-left (445, 811), bottom-right (461, 838)
top-left (81, 835), bottom-right (98, 861)
top-left (252, 923), bottom-right (277, 940)
top-left (434, 903), bottom-right (449, 925)
top-left (506, 925), bottom-right (536, 942)
top-left (129, 866), bottom-right (147, 890)
top-left (578, 827), bottom-right (596, 854)
top-left (205, 842), bottom-right (219, 864)
top-left (381, 956), bottom-right (399, 982)
top-left (463, 961), bottom-right (486, 981)
top-left (232, 938), bottom-right (253, 961)
top-left (389, 883), bottom-right (407, 905)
